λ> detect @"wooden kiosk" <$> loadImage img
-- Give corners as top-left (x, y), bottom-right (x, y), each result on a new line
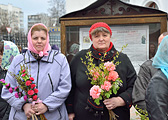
top-left (60, 0), bottom-right (167, 71)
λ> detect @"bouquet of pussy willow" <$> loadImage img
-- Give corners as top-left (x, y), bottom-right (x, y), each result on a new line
top-left (0, 64), bottom-right (47, 120)
top-left (81, 51), bottom-right (123, 120)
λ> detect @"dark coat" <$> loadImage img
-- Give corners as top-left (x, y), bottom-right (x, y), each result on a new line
top-left (66, 45), bottom-right (137, 120)
top-left (146, 70), bottom-right (168, 120)
top-left (132, 59), bottom-right (158, 110)
top-left (0, 67), bottom-right (11, 120)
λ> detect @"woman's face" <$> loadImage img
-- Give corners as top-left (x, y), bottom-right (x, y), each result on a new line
top-left (31, 30), bottom-right (47, 52)
top-left (92, 31), bottom-right (111, 52)
top-left (149, 44), bottom-right (156, 53)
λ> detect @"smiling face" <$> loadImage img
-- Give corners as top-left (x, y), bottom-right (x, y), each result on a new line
top-left (31, 30), bottom-right (47, 52)
top-left (91, 28), bottom-right (111, 52)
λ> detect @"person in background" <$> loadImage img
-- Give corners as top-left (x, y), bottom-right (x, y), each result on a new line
top-left (132, 32), bottom-right (168, 111)
top-left (66, 22), bottom-right (137, 120)
top-left (1, 23), bottom-right (71, 120)
top-left (146, 35), bottom-right (168, 120)
top-left (17, 45), bottom-right (22, 53)
top-left (149, 43), bottom-right (156, 59)
top-left (0, 40), bottom-right (20, 120)
top-left (51, 44), bottom-right (59, 51)
top-left (67, 43), bottom-right (79, 63)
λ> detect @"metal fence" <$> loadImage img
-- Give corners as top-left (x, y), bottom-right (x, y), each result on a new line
top-left (0, 32), bottom-right (61, 50)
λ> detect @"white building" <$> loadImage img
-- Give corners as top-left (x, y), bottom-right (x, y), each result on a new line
top-left (28, 14), bottom-right (50, 31)
top-left (129, 0), bottom-right (168, 13)
top-left (0, 4), bottom-right (24, 33)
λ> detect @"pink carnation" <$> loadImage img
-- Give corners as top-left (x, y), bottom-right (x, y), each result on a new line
top-left (108, 71), bottom-right (119, 81)
top-left (101, 81), bottom-right (112, 91)
top-left (15, 93), bottom-right (19, 98)
top-left (90, 85), bottom-right (101, 99)
top-left (94, 72), bottom-right (99, 77)
top-left (93, 77), bottom-right (97, 81)
top-left (91, 70), bottom-right (100, 80)
top-left (104, 61), bottom-right (115, 71)
top-left (5, 83), bottom-right (10, 88)
top-left (0, 79), bottom-right (5, 83)
top-left (14, 86), bottom-right (18, 91)
top-left (9, 87), bottom-right (13, 93)
top-left (24, 95), bottom-right (28, 101)
top-left (28, 98), bottom-right (33, 102)
top-left (22, 69), bottom-right (26, 73)
top-left (22, 73), bottom-right (26, 77)
top-left (90, 69), bottom-right (95, 74)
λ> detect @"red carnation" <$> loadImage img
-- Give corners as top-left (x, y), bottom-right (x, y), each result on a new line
top-left (22, 73), bottom-right (26, 77)
top-left (31, 84), bottom-right (36, 89)
top-left (29, 77), bottom-right (34, 81)
top-left (28, 90), bottom-right (34, 95)
top-left (34, 88), bottom-right (38, 93)
top-left (22, 69), bottom-right (26, 73)
top-left (33, 95), bottom-right (38, 101)
top-left (25, 80), bottom-right (32, 86)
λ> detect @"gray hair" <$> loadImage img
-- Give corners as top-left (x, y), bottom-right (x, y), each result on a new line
top-left (91, 27), bottom-right (111, 36)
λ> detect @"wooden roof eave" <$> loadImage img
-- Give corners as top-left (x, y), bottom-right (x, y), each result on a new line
top-left (60, 13), bottom-right (167, 26)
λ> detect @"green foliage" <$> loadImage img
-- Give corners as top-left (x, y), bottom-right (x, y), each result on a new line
top-left (135, 105), bottom-right (149, 120)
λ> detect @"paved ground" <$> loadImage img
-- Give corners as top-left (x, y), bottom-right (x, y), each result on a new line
top-left (130, 106), bottom-right (141, 120)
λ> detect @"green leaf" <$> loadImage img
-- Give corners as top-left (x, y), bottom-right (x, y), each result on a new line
top-left (94, 99), bottom-right (100, 105)
top-left (113, 88), bottom-right (117, 94)
top-left (105, 93), bottom-right (110, 98)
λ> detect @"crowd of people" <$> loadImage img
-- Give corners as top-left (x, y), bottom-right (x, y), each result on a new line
top-left (0, 22), bottom-right (167, 120)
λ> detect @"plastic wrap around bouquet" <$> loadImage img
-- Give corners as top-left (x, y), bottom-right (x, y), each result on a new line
top-left (81, 50), bottom-right (125, 120)
top-left (0, 64), bottom-right (47, 120)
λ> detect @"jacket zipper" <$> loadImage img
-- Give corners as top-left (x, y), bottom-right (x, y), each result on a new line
top-left (36, 60), bottom-right (40, 88)
top-left (48, 73), bottom-right (54, 92)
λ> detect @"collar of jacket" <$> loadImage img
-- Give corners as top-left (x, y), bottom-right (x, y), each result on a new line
top-left (24, 50), bottom-right (59, 64)
top-left (89, 44), bottom-right (117, 61)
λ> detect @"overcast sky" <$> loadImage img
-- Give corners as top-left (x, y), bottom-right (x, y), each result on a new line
top-left (0, 0), bottom-right (50, 31)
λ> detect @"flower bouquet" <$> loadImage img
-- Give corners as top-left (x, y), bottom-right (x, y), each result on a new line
top-left (0, 64), bottom-right (47, 120)
top-left (81, 50), bottom-right (123, 120)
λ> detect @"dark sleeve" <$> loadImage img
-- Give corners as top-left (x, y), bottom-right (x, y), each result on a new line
top-left (132, 60), bottom-right (152, 110)
top-left (2, 104), bottom-right (11, 120)
top-left (146, 71), bottom-right (168, 120)
top-left (65, 53), bottom-right (78, 114)
top-left (118, 54), bottom-right (137, 109)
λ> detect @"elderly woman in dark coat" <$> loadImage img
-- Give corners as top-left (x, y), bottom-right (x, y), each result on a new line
top-left (66, 22), bottom-right (137, 120)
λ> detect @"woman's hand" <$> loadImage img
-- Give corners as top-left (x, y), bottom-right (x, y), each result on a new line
top-left (68, 113), bottom-right (75, 120)
top-left (23, 103), bottom-right (35, 119)
top-left (103, 97), bottom-right (126, 110)
top-left (32, 103), bottom-right (48, 115)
